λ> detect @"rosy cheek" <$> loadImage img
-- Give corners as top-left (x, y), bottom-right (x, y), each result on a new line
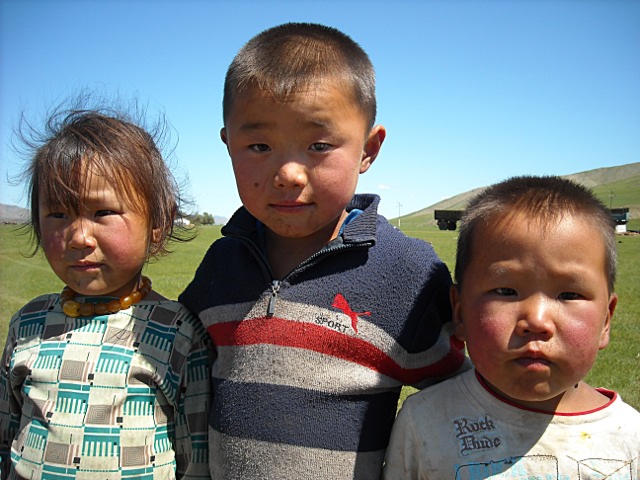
top-left (41, 234), bottom-right (63, 256)
top-left (103, 231), bottom-right (148, 262)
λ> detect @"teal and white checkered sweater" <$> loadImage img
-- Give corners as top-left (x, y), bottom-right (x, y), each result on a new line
top-left (0, 297), bottom-right (211, 480)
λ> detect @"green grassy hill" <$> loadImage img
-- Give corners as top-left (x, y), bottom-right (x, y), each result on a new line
top-left (395, 162), bottom-right (640, 231)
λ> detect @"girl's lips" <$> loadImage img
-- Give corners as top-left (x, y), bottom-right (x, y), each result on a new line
top-left (72, 262), bottom-right (101, 271)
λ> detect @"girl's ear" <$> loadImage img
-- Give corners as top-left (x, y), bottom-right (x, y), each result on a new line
top-left (147, 227), bottom-right (163, 256)
top-left (450, 284), bottom-right (466, 342)
top-left (151, 227), bottom-right (162, 244)
top-left (359, 125), bottom-right (386, 174)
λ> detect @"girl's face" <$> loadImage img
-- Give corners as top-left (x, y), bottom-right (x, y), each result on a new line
top-left (39, 171), bottom-right (152, 298)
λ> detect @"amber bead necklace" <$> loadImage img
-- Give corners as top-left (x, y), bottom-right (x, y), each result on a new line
top-left (60, 276), bottom-right (152, 318)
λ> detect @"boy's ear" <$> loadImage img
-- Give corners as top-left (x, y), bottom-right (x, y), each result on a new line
top-left (220, 127), bottom-right (228, 145)
top-left (360, 125), bottom-right (386, 174)
top-left (450, 284), bottom-right (466, 342)
top-left (599, 293), bottom-right (617, 350)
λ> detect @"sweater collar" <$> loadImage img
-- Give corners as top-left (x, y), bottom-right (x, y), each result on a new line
top-left (222, 193), bottom-right (380, 246)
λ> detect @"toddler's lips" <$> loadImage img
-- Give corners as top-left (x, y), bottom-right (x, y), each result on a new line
top-left (515, 354), bottom-right (551, 370)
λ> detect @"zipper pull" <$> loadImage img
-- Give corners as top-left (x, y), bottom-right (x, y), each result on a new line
top-left (267, 280), bottom-right (280, 317)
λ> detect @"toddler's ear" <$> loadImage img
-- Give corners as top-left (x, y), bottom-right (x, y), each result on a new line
top-left (599, 293), bottom-right (617, 350)
top-left (450, 284), bottom-right (466, 341)
top-left (220, 128), bottom-right (228, 145)
top-left (360, 125), bottom-right (386, 173)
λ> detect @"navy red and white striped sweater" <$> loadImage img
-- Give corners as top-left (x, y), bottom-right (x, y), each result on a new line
top-left (179, 194), bottom-right (469, 480)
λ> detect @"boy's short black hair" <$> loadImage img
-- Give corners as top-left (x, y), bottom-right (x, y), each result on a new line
top-left (223, 22), bottom-right (377, 129)
top-left (454, 175), bottom-right (617, 292)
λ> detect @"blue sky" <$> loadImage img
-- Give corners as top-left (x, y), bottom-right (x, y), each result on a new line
top-left (1, 0), bottom-right (639, 221)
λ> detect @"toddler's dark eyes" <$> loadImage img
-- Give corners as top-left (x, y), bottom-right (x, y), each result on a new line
top-left (310, 143), bottom-right (331, 152)
top-left (559, 292), bottom-right (580, 300)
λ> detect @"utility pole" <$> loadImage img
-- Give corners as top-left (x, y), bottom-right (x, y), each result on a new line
top-left (609, 190), bottom-right (615, 209)
top-left (397, 202), bottom-right (402, 228)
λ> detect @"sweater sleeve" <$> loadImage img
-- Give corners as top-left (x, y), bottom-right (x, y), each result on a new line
top-left (173, 314), bottom-right (212, 479)
top-left (0, 316), bottom-right (21, 480)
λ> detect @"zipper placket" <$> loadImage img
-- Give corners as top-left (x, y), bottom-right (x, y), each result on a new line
top-left (266, 280), bottom-right (281, 317)
top-left (229, 230), bottom-right (373, 318)
top-left (264, 242), bottom-right (372, 317)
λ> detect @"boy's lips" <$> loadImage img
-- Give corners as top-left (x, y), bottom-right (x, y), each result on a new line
top-left (270, 201), bottom-right (310, 212)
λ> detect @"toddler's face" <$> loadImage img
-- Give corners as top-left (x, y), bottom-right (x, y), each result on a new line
top-left (221, 81), bottom-right (384, 245)
top-left (452, 212), bottom-right (616, 412)
top-left (39, 170), bottom-right (152, 298)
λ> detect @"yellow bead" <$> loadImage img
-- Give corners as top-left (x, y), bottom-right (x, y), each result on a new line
top-left (107, 300), bottom-right (122, 313)
top-left (79, 303), bottom-right (95, 317)
top-left (63, 301), bottom-right (81, 317)
top-left (120, 295), bottom-right (133, 309)
top-left (94, 303), bottom-right (109, 315)
top-left (59, 276), bottom-right (152, 317)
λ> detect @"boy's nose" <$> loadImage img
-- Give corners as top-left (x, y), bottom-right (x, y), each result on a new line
top-left (515, 294), bottom-right (555, 338)
top-left (274, 160), bottom-right (307, 188)
top-left (67, 218), bottom-right (97, 249)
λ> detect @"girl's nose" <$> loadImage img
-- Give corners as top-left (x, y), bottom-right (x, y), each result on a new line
top-left (515, 294), bottom-right (555, 338)
top-left (67, 218), bottom-right (96, 249)
top-left (274, 160), bottom-right (307, 188)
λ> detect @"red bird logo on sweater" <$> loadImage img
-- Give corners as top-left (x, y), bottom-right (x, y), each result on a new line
top-left (332, 294), bottom-right (371, 333)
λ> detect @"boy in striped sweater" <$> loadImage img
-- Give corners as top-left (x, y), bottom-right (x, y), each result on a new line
top-left (180, 22), bottom-right (469, 479)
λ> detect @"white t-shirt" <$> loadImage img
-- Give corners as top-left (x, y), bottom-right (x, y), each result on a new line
top-left (383, 369), bottom-right (640, 479)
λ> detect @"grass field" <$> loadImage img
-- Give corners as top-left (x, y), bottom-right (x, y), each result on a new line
top-left (1, 224), bottom-right (638, 409)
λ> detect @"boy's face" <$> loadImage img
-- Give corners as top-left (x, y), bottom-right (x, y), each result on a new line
top-left (221, 82), bottom-right (385, 245)
top-left (451, 212), bottom-right (617, 412)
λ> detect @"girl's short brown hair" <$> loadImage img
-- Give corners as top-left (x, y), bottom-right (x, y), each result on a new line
top-left (17, 100), bottom-right (192, 258)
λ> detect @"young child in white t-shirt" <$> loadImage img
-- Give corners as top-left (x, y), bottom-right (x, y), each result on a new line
top-left (383, 175), bottom-right (640, 479)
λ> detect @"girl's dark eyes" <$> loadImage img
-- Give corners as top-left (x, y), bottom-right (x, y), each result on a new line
top-left (95, 210), bottom-right (116, 217)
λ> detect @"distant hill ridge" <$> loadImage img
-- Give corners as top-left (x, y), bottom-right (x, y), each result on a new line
top-left (0, 204), bottom-right (29, 224)
top-left (3, 162), bottom-right (639, 225)
top-left (400, 161), bottom-right (640, 226)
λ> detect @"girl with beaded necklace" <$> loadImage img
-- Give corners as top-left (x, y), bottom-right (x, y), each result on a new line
top-left (0, 102), bottom-right (210, 479)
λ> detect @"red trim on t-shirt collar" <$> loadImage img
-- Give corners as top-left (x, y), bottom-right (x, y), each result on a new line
top-left (474, 369), bottom-right (617, 416)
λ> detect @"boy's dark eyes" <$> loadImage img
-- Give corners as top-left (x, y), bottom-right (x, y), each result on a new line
top-left (249, 143), bottom-right (271, 152)
top-left (494, 287), bottom-right (517, 296)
